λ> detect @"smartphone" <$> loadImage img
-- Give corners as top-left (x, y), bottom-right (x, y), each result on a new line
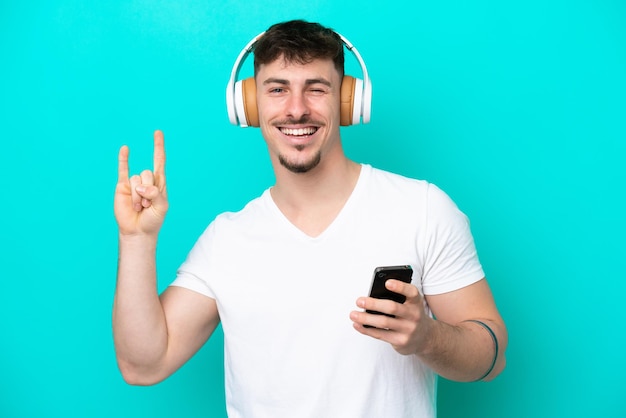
top-left (365, 265), bottom-right (413, 322)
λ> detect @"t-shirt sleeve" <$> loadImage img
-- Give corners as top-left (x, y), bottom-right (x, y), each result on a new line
top-left (169, 224), bottom-right (217, 299)
top-left (420, 183), bottom-right (485, 295)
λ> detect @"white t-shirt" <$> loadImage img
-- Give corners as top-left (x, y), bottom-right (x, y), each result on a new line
top-left (171, 164), bottom-right (485, 418)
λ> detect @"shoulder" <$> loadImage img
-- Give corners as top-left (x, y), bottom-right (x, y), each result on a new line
top-left (366, 165), bottom-right (454, 207)
top-left (191, 189), bottom-right (272, 246)
top-left (213, 189), bottom-right (271, 226)
top-left (365, 165), bottom-right (429, 195)
top-left (363, 165), bottom-right (467, 227)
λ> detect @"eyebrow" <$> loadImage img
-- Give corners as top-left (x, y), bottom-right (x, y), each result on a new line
top-left (263, 77), bottom-right (332, 87)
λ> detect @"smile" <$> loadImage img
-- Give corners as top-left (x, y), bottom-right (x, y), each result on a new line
top-left (279, 127), bottom-right (318, 136)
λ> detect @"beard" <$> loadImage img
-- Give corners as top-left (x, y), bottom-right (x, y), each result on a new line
top-left (278, 148), bottom-right (322, 173)
top-left (272, 115), bottom-right (325, 173)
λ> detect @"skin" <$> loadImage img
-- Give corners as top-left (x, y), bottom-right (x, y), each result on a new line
top-left (112, 56), bottom-right (507, 386)
top-left (113, 132), bottom-right (220, 384)
top-left (255, 57), bottom-right (362, 237)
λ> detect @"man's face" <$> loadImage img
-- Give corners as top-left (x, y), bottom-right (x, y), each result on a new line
top-left (256, 57), bottom-right (342, 174)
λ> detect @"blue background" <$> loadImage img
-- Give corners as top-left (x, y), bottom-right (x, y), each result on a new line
top-left (1, 1), bottom-right (624, 417)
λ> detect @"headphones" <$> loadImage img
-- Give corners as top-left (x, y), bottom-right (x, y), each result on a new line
top-left (226, 31), bottom-right (372, 128)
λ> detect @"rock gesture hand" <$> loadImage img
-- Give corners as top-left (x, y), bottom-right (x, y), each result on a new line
top-left (114, 130), bottom-right (169, 237)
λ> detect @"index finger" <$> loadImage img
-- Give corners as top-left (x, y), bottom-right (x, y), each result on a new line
top-left (153, 130), bottom-right (166, 177)
top-left (118, 145), bottom-right (130, 184)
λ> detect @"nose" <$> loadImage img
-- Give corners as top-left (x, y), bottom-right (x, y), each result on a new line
top-left (285, 91), bottom-right (310, 121)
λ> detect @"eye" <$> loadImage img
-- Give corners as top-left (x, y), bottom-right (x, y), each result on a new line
top-left (269, 87), bottom-right (285, 94)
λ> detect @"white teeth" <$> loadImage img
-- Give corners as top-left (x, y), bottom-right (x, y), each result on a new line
top-left (280, 127), bottom-right (317, 136)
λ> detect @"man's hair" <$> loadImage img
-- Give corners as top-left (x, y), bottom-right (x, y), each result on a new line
top-left (253, 20), bottom-right (344, 78)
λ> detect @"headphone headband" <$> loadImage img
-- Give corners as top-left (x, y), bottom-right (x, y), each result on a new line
top-left (226, 30), bottom-right (372, 127)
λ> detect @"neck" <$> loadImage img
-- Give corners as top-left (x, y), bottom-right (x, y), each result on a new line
top-left (270, 153), bottom-right (361, 237)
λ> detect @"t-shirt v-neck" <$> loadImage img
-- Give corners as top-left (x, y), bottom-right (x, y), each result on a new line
top-left (262, 164), bottom-right (370, 242)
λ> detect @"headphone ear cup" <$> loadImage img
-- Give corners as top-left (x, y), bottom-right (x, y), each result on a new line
top-left (241, 77), bottom-right (259, 127)
top-left (234, 77), bottom-right (259, 127)
top-left (340, 76), bottom-right (356, 126)
top-left (340, 75), bottom-right (364, 126)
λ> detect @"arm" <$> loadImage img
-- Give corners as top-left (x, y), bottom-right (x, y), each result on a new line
top-left (350, 278), bottom-right (507, 382)
top-left (112, 131), bottom-right (220, 385)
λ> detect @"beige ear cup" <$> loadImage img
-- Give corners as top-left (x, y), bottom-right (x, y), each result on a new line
top-left (340, 75), bottom-right (356, 126)
top-left (240, 75), bottom-right (358, 127)
top-left (241, 77), bottom-right (259, 127)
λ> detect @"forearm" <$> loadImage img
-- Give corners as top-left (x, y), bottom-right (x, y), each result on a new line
top-left (112, 234), bottom-right (168, 382)
top-left (418, 317), bottom-right (507, 382)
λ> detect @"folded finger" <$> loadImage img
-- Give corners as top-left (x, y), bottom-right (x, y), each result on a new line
top-left (140, 169), bottom-right (155, 186)
top-left (129, 175), bottom-right (142, 211)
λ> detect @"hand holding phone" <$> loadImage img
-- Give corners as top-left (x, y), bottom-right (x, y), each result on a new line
top-left (365, 265), bottom-right (413, 326)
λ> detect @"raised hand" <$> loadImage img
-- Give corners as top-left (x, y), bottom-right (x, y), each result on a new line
top-left (114, 130), bottom-right (169, 237)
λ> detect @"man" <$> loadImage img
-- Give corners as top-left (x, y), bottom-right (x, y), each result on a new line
top-left (113, 20), bottom-right (507, 417)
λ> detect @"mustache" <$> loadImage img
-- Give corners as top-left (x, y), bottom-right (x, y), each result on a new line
top-left (272, 116), bottom-right (325, 126)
